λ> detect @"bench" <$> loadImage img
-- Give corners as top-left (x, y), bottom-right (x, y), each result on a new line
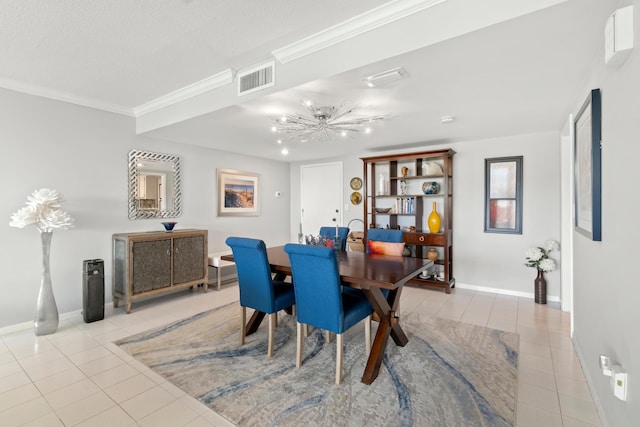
top-left (208, 252), bottom-right (236, 291)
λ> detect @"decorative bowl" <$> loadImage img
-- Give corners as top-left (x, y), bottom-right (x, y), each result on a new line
top-left (374, 207), bottom-right (392, 214)
top-left (422, 181), bottom-right (441, 195)
top-left (161, 222), bottom-right (177, 231)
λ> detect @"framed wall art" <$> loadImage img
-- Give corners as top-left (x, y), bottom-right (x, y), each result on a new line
top-left (574, 88), bottom-right (602, 241)
top-left (217, 169), bottom-right (260, 216)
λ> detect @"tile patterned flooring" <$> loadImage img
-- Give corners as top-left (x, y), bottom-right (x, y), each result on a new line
top-left (0, 285), bottom-right (602, 426)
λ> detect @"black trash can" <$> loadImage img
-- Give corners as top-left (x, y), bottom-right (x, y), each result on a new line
top-left (82, 259), bottom-right (104, 323)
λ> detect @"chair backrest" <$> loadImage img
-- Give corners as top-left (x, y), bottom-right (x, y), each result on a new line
top-left (366, 229), bottom-right (404, 253)
top-left (284, 244), bottom-right (345, 333)
top-left (318, 226), bottom-right (349, 251)
top-left (225, 237), bottom-right (276, 313)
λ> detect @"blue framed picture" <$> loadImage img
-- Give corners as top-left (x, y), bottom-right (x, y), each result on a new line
top-left (574, 89), bottom-right (602, 241)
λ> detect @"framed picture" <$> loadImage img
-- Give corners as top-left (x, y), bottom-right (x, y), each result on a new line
top-left (574, 89), bottom-right (602, 241)
top-left (217, 169), bottom-right (260, 216)
top-left (484, 156), bottom-right (523, 234)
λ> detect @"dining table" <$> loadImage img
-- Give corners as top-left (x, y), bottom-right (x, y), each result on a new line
top-left (222, 246), bottom-right (432, 384)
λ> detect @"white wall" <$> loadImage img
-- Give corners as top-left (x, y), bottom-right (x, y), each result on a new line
top-left (0, 88), bottom-right (291, 328)
top-left (570, 1), bottom-right (640, 425)
top-left (290, 131), bottom-right (562, 298)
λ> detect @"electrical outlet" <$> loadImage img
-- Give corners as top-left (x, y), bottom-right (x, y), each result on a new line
top-left (600, 354), bottom-right (612, 376)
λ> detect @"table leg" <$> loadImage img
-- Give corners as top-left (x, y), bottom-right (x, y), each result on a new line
top-left (245, 310), bottom-right (266, 336)
top-left (360, 286), bottom-right (408, 384)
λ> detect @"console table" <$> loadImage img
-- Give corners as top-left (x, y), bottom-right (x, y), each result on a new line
top-left (112, 229), bottom-right (208, 313)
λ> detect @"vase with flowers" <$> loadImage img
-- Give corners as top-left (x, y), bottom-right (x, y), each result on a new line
top-left (524, 240), bottom-right (559, 304)
top-left (10, 189), bottom-right (75, 335)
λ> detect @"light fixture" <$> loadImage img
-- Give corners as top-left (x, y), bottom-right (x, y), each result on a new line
top-left (271, 100), bottom-right (386, 142)
top-left (440, 115), bottom-right (456, 124)
top-left (363, 67), bottom-right (408, 87)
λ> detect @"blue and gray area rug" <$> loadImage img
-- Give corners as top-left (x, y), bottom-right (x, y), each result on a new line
top-left (115, 302), bottom-right (518, 426)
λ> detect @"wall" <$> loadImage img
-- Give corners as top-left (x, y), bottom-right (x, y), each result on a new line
top-left (571, 1), bottom-right (640, 425)
top-left (290, 131), bottom-right (562, 298)
top-left (0, 88), bottom-right (291, 328)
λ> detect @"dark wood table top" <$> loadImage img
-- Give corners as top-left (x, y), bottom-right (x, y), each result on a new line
top-left (223, 245), bottom-right (433, 289)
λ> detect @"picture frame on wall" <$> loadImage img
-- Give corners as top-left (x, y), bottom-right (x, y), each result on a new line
top-left (217, 169), bottom-right (260, 216)
top-left (574, 88), bottom-right (602, 241)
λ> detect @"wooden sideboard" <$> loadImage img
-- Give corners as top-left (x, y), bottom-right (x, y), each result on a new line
top-left (112, 229), bottom-right (208, 313)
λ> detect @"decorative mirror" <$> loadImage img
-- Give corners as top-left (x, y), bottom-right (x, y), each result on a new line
top-left (128, 149), bottom-right (182, 219)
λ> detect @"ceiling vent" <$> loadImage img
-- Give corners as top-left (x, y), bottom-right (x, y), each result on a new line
top-left (238, 61), bottom-right (275, 96)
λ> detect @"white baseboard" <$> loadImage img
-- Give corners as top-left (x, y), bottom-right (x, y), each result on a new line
top-left (454, 282), bottom-right (561, 303)
top-left (0, 309), bottom-right (83, 336)
top-left (572, 336), bottom-right (608, 427)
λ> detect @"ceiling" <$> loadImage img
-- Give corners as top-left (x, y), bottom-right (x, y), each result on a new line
top-left (0, 0), bottom-right (617, 162)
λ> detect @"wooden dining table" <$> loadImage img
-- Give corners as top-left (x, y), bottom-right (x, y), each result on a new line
top-left (222, 246), bottom-right (432, 384)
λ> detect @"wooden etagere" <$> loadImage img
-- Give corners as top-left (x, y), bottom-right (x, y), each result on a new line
top-left (362, 149), bottom-right (455, 293)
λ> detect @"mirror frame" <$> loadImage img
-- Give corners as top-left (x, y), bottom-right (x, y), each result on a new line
top-left (128, 149), bottom-right (182, 220)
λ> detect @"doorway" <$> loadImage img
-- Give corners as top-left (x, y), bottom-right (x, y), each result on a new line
top-left (300, 162), bottom-right (343, 237)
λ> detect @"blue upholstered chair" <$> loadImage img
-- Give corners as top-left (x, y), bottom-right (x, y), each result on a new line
top-left (366, 228), bottom-right (404, 248)
top-left (225, 237), bottom-right (296, 358)
top-left (284, 243), bottom-right (372, 385)
top-left (319, 226), bottom-right (350, 251)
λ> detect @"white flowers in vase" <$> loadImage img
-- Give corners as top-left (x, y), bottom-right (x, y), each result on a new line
top-left (525, 240), bottom-right (559, 272)
top-left (10, 189), bottom-right (75, 232)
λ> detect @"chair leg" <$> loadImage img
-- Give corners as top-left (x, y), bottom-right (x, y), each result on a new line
top-left (240, 306), bottom-right (246, 345)
top-left (364, 315), bottom-right (371, 357)
top-left (296, 322), bottom-right (304, 368)
top-left (335, 333), bottom-right (344, 385)
top-left (303, 324), bottom-right (309, 337)
top-left (324, 330), bottom-right (331, 343)
top-left (268, 313), bottom-right (276, 358)
top-left (274, 311), bottom-right (278, 328)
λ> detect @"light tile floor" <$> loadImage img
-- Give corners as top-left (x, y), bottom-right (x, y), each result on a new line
top-left (0, 285), bottom-right (602, 426)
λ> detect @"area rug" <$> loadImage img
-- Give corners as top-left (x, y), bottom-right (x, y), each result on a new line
top-left (115, 302), bottom-right (518, 426)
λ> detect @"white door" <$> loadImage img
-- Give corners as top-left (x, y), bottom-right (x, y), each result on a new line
top-left (300, 162), bottom-right (343, 237)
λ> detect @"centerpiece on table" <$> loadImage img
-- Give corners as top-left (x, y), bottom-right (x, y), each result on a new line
top-left (10, 189), bottom-right (75, 335)
top-left (524, 240), bottom-right (559, 304)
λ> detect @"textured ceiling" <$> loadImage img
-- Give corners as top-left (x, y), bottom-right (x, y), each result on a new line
top-left (0, 0), bottom-right (619, 162)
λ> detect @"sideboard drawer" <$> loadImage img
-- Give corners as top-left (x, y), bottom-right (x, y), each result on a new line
top-left (404, 232), bottom-right (446, 246)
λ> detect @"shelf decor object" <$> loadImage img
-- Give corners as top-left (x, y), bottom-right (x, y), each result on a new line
top-left (9, 188), bottom-right (75, 335)
top-left (428, 202), bottom-right (441, 233)
top-left (362, 149), bottom-right (455, 293)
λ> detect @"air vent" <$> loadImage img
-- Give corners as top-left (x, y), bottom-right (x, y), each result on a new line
top-left (238, 61), bottom-right (275, 96)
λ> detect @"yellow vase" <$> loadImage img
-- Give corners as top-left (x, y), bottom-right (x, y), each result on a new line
top-left (428, 201), bottom-right (441, 233)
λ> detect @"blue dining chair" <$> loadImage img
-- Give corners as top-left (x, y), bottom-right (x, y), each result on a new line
top-left (366, 228), bottom-right (404, 248)
top-left (225, 237), bottom-right (296, 358)
top-left (284, 243), bottom-right (372, 385)
top-left (319, 226), bottom-right (350, 251)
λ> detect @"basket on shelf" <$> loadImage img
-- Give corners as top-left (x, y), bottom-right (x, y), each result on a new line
top-left (347, 231), bottom-right (364, 252)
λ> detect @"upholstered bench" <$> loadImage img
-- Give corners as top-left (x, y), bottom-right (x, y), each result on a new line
top-left (208, 252), bottom-right (236, 291)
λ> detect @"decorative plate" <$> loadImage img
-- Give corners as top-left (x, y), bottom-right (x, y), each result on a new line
top-left (350, 192), bottom-right (362, 205)
top-left (350, 177), bottom-right (363, 190)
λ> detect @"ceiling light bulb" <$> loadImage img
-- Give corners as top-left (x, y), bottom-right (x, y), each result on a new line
top-left (365, 127), bottom-right (371, 134)
top-left (440, 115), bottom-right (455, 124)
top-left (281, 116), bottom-right (287, 122)
top-left (281, 148), bottom-right (289, 155)
top-left (341, 131), bottom-right (347, 137)
top-left (367, 82), bottom-right (374, 88)
top-left (271, 126), bottom-right (278, 132)
top-left (277, 139), bottom-right (282, 144)
top-left (304, 100), bottom-right (312, 107)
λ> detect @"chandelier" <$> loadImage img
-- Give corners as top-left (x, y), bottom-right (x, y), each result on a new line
top-left (271, 101), bottom-right (386, 142)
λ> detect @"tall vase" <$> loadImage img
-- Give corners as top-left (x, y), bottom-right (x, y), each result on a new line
top-left (427, 201), bottom-right (441, 233)
top-left (534, 270), bottom-right (547, 304)
top-left (34, 231), bottom-right (59, 336)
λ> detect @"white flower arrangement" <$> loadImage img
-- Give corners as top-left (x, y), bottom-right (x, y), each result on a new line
top-left (525, 240), bottom-right (559, 272)
top-left (10, 189), bottom-right (75, 233)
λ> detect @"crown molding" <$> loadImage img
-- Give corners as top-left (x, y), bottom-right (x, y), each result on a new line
top-left (134, 69), bottom-right (235, 117)
top-left (0, 77), bottom-right (134, 116)
top-left (271, 0), bottom-right (448, 64)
